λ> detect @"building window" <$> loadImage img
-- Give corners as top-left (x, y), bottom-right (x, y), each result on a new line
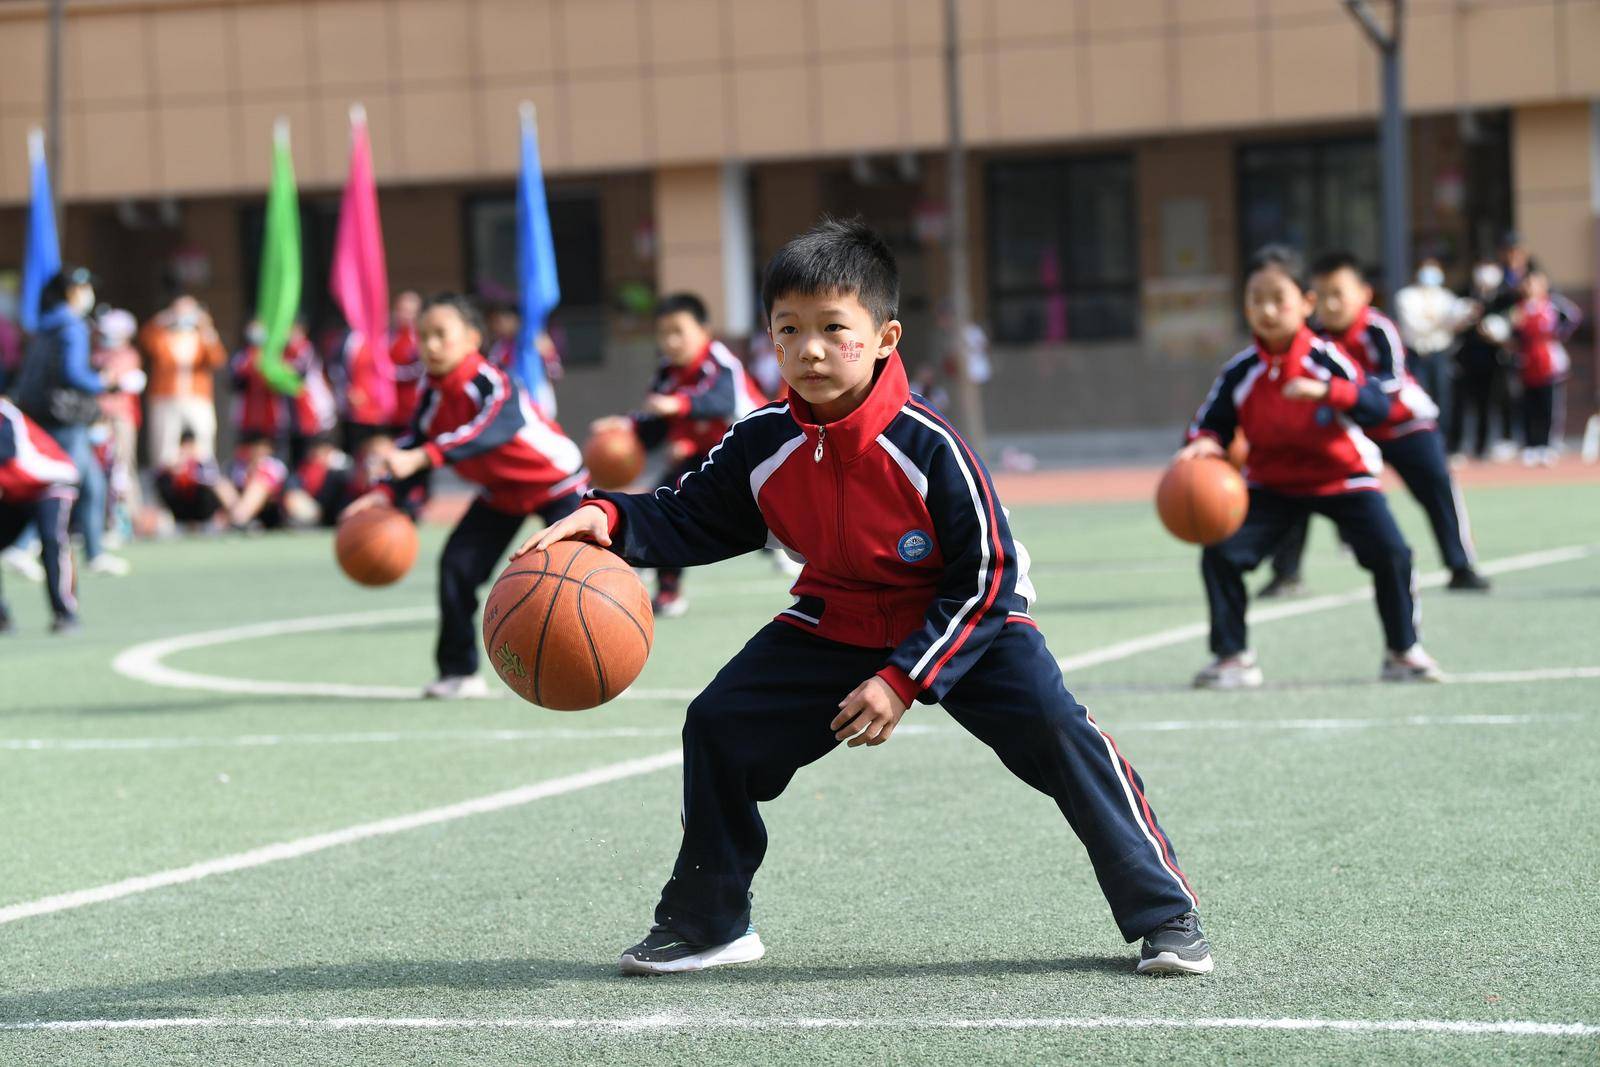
top-left (1238, 138), bottom-right (1380, 273)
top-left (986, 155), bottom-right (1138, 344)
top-left (463, 190), bottom-right (606, 364)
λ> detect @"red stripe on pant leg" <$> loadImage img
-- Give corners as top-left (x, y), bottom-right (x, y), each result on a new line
top-left (1090, 712), bottom-right (1198, 905)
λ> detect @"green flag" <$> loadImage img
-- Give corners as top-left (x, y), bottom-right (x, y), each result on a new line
top-left (257, 119), bottom-right (303, 396)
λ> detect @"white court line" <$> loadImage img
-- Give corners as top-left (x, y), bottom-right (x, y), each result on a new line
top-left (1, 711), bottom-right (1585, 752)
top-left (108, 545), bottom-right (1595, 702)
top-left (1058, 545), bottom-right (1592, 673)
top-left (109, 607), bottom-right (695, 703)
top-left (18, 542), bottom-right (1587, 928)
top-left (0, 749), bottom-right (682, 927)
top-left (1, 1013), bottom-right (1594, 1038)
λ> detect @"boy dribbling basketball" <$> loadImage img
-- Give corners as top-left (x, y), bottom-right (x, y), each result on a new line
top-left (344, 294), bottom-right (587, 699)
top-left (516, 220), bottom-right (1211, 977)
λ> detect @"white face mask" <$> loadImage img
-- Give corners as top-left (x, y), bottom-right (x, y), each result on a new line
top-left (1472, 265), bottom-right (1503, 291)
top-left (70, 287), bottom-right (96, 316)
top-left (245, 324), bottom-right (266, 346)
top-left (1417, 265), bottom-right (1445, 287)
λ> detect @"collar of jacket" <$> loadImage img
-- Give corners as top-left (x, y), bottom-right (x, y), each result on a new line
top-left (1329, 304), bottom-right (1372, 358)
top-left (786, 349), bottom-right (909, 461)
top-left (430, 350), bottom-right (484, 388)
top-left (1254, 325), bottom-right (1315, 368)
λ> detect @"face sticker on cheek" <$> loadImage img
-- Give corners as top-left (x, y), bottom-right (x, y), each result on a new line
top-left (839, 340), bottom-right (864, 363)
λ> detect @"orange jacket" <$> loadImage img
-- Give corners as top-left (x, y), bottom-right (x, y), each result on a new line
top-left (140, 322), bottom-right (226, 401)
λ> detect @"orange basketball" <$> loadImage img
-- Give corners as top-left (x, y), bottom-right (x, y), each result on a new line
top-left (1156, 457), bottom-right (1249, 545)
top-left (335, 505), bottom-right (419, 586)
top-left (481, 541), bottom-right (654, 710)
top-left (583, 426), bottom-right (645, 489)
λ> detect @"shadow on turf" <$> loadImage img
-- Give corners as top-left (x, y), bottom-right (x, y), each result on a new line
top-left (0, 955), bottom-right (1131, 1018)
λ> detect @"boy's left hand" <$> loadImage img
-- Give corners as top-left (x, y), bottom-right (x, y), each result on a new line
top-left (1282, 379), bottom-right (1330, 402)
top-left (642, 394), bottom-right (682, 417)
top-left (832, 677), bottom-right (909, 748)
top-left (383, 447), bottom-right (431, 480)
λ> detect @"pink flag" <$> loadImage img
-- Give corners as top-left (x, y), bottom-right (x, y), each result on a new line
top-left (330, 104), bottom-right (396, 424)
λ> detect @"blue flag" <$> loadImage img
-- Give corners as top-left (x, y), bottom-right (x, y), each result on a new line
top-left (514, 104), bottom-right (560, 401)
top-left (21, 129), bottom-right (60, 333)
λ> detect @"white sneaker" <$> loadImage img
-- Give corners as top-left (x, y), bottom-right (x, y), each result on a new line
top-left (771, 552), bottom-right (804, 579)
top-left (1490, 441), bottom-right (1519, 463)
top-left (619, 926), bottom-right (766, 975)
top-left (422, 674), bottom-right (493, 700)
top-left (1522, 448), bottom-right (1540, 467)
top-left (88, 553), bottom-right (131, 577)
top-left (652, 592), bottom-right (689, 618)
top-left (1, 546), bottom-right (45, 583)
top-left (1192, 652), bottom-right (1263, 689)
top-left (1381, 645), bottom-right (1444, 683)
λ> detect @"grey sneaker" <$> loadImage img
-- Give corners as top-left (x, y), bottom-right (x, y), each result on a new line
top-left (1256, 573), bottom-right (1304, 599)
top-left (619, 924), bottom-right (766, 976)
top-left (1137, 910), bottom-right (1214, 975)
top-left (1381, 645), bottom-right (1444, 683)
top-left (1193, 652), bottom-right (1263, 690)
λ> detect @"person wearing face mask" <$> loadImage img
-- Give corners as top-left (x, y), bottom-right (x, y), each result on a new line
top-left (1394, 258), bottom-right (1473, 444)
top-left (11, 267), bottom-right (130, 576)
top-left (140, 294), bottom-right (226, 469)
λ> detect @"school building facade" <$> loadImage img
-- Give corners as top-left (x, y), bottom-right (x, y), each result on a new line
top-left (1, 0), bottom-right (1596, 438)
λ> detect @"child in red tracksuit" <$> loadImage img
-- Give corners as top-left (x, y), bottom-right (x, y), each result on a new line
top-left (1512, 269), bottom-right (1581, 465)
top-left (1180, 245), bottom-right (1442, 688)
top-left (515, 219), bottom-right (1211, 979)
top-left (0, 398), bottom-right (80, 632)
top-left (343, 294), bottom-right (587, 699)
top-left (590, 292), bottom-right (768, 617)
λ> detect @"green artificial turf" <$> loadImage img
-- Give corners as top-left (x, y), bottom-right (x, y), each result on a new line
top-left (1, 482), bottom-right (1597, 1065)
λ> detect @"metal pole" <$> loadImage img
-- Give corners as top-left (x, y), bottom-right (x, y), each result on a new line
top-left (46, 0), bottom-right (64, 223)
top-left (1379, 7), bottom-right (1408, 303)
top-left (1345, 0), bottom-right (1409, 303)
top-left (943, 0), bottom-right (985, 453)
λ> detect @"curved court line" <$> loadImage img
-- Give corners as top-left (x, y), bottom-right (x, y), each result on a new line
top-left (2, 711), bottom-right (1585, 753)
top-left (2, 1013), bottom-right (1594, 1039)
top-left (109, 545), bottom-right (1594, 702)
top-left (109, 607), bottom-right (695, 703)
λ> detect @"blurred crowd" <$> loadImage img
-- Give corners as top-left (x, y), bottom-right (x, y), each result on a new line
top-left (0, 269), bottom-right (563, 587)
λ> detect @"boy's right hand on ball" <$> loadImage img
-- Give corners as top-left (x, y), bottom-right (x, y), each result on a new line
top-left (339, 490), bottom-right (388, 521)
top-left (1175, 437), bottom-right (1224, 462)
top-left (512, 503), bottom-right (611, 558)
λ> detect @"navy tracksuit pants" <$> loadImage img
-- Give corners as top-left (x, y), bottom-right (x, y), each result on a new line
top-left (1207, 488), bottom-right (1418, 656)
top-left (0, 490), bottom-right (77, 623)
top-left (654, 620), bottom-right (1199, 947)
top-left (1272, 428), bottom-right (1474, 578)
top-left (435, 492), bottom-right (581, 677)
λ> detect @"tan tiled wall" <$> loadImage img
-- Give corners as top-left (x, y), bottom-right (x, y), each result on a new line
top-left (1512, 102), bottom-right (1596, 288)
top-left (2, 0), bottom-right (1597, 204)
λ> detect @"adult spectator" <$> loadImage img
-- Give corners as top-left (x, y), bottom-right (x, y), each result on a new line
top-left (11, 266), bottom-right (129, 575)
top-left (141, 294), bottom-right (226, 468)
top-left (1394, 257), bottom-right (1470, 443)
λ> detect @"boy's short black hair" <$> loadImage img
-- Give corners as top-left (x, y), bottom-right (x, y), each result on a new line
top-left (654, 292), bottom-right (709, 325)
top-left (239, 432), bottom-right (272, 448)
top-left (1244, 244), bottom-right (1308, 292)
top-left (1310, 251), bottom-right (1368, 283)
top-left (761, 217), bottom-right (899, 326)
top-left (420, 292), bottom-right (487, 337)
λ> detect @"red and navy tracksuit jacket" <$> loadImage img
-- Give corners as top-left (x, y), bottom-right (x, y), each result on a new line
top-left (0, 398), bottom-right (78, 505)
top-left (1188, 327), bottom-right (1390, 496)
top-left (1515, 294), bottom-right (1581, 387)
top-left (385, 351), bottom-right (587, 514)
top-left (633, 340), bottom-right (767, 461)
top-left (1323, 306), bottom-right (1438, 441)
top-left (590, 350), bottom-right (1035, 706)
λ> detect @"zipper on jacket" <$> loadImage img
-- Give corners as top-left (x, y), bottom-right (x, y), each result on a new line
top-left (814, 426), bottom-right (826, 462)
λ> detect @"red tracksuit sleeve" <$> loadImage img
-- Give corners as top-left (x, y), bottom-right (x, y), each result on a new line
top-left (589, 424), bottom-right (769, 568)
top-left (884, 425), bottom-right (1019, 703)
